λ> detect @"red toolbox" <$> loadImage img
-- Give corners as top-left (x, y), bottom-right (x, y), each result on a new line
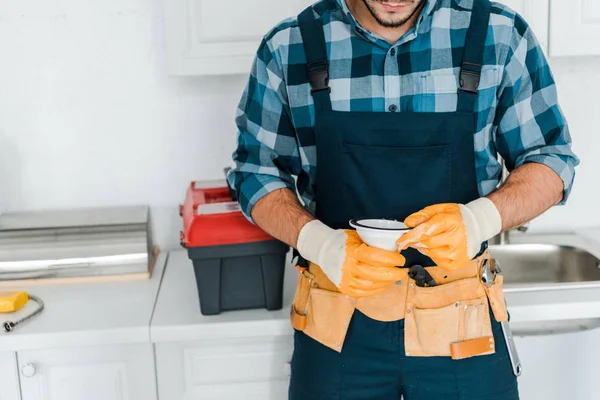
top-left (180, 180), bottom-right (289, 316)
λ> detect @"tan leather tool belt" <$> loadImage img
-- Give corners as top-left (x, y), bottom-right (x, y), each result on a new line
top-left (290, 250), bottom-right (508, 359)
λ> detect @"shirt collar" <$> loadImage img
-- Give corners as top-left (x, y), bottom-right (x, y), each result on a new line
top-left (335, 0), bottom-right (438, 40)
top-left (423, 0), bottom-right (438, 16)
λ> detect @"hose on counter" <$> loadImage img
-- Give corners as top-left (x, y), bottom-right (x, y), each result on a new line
top-left (3, 295), bottom-right (45, 333)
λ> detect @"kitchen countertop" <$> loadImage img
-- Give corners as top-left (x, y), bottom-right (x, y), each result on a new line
top-left (151, 227), bottom-right (600, 343)
top-left (4, 226), bottom-right (600, 351)
top-left (150, 250), bottom-right (296, 343)
top-left (0, 252), bottom-right (167, 352)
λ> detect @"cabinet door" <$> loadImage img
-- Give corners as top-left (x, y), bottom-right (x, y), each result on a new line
top-left (17, 344), bottom-right (156, 400)
top-left (163, 0), bottom-right (314, 75)
top-left (156, 335), bottom-right (293, 400)
top-left (499, 0), bottom-right (549, 52)
top-left (0, 352), bottom-right (20, 400)
top-left (550, 0), bottom-right (600, 56)
top-left (515, 328), bottom-right (600, 400)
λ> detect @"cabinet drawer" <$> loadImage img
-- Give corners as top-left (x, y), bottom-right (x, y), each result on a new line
top-left (163, 0), bottom-right (314, 75)
top-left (156, 335), bottom-right (294, 400)
top-left (17, 343), bottom-right (157, 400)
top-left (550, 0), bottom-right (600, 56)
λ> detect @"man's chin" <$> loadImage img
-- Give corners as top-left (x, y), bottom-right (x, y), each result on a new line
top-left (373, 14), bottom-right (414, 28)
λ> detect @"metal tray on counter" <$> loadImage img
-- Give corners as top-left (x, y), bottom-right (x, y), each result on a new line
top-left (0, 205), bottom-right (154, 281)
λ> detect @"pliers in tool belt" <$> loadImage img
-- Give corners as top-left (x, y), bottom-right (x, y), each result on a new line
top-left (408, 265), bottom-right (437, 287)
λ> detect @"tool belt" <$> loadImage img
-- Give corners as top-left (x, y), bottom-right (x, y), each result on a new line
top-left (290, 250), bottom-right (508, 359)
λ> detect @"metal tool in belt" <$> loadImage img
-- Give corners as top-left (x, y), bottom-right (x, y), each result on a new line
top-left (408, 265), bottom-right (437, 287)
top-left (482, 259), bottom-right (522, 377)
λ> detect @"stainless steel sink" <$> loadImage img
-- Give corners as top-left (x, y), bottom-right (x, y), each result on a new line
top-left (489, 242), bottom-right (600, 290)
top-left (485, 233), bottom-right (600, 337)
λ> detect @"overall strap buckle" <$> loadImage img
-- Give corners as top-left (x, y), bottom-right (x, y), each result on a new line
top-left (458, 61), bottom-right (482, 95)
top-left (307, 61), bottom-right (331, 93)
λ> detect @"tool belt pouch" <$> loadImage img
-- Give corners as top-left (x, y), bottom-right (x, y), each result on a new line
top-left (484, 274), bottom-right (509, 323)
top-left (290, 271), bottom-right (313, 331)
top-left (290, 271), bottom-right (355, 352)
top-left (405, 276), bottom-right (495, 360)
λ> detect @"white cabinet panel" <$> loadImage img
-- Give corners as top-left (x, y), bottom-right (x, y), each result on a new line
top-left (17, 344), bottom-right (156, 400)
top-left (515, 328), bottom-right (600, 400)
top-left (156, 335), bottom-right (293, 400)
top-left (499, 0), bottom-right (549, 52)
top-left (164, 0), bottom-right (556, 76)
top-left (550, 0), bottom-right (600, 56)
top-left (163, 0), bottom-right (314, 75)
top-left (0, 352), bottom-right (20, 400)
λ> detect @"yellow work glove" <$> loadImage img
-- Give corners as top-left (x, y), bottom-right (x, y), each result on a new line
top-left (297, 220), bottom-right (406, 298)
top-left (396, 198), bottom-right (502, 270)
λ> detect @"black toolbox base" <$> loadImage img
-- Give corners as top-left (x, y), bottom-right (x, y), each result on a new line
top-left (186, 240), bottom-right (289, 316)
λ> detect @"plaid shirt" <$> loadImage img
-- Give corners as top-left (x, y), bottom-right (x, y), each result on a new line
top-left (227, 0), bottom-right (579, 222)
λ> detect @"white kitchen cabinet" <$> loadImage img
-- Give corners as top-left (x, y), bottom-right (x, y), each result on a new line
top-left (17, 344), bottom-right (157, 400)
top-left (550, 0), bottom-right (600, 57)
top-left (163, 0), bottom-right (314, 75)
top-left (515, 328), bottom-right (600, 400)
top-left (151, 250), bottom-right (297, 399)
top-left (0, 352), bottom-right (21, 400)
top-left (500, 0), bottom-right (549, 53)
top-left (155, 336), bottom-right (293, 400)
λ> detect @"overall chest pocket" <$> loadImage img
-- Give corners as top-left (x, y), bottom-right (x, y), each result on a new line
top-left (341, 142), bottom-right (453, 220)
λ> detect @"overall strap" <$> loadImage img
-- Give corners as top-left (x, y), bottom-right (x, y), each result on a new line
top-left (298, 5), bottom-right (333, 113)
top-left (457, 0), bottom-right (492, 113)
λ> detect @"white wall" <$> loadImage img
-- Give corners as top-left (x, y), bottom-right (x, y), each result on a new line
top-left (0, 0), bottom-right (248, 249)
top-left (0, 0), bottom-right (598, 250)
top-left (532, 56), bottom-right (600, 233)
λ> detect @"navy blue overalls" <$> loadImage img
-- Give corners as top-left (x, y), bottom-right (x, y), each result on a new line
top-left (289, 0), bottom-right (520, 399)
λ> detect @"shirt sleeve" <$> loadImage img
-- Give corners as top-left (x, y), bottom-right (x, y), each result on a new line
top-left (494, 13), bottom-right (579, 205)
top-left (227, 37), bottom-right (301, 223)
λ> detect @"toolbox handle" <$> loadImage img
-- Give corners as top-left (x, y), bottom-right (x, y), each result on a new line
top-left (196, 202), bottom-right (241, 215)
top-left (191, 180), bottom-right (228, 190)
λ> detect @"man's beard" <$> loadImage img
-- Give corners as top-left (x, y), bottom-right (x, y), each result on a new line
top-left (361, 0), bottom-right (427, 28)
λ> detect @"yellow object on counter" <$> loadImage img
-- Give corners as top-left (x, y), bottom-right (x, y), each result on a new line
top-left (0, 291), bottom-right (29, 313)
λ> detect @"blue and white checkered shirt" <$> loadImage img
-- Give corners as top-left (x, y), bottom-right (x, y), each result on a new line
top-left (227, 0), bottom-right (579, 222)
